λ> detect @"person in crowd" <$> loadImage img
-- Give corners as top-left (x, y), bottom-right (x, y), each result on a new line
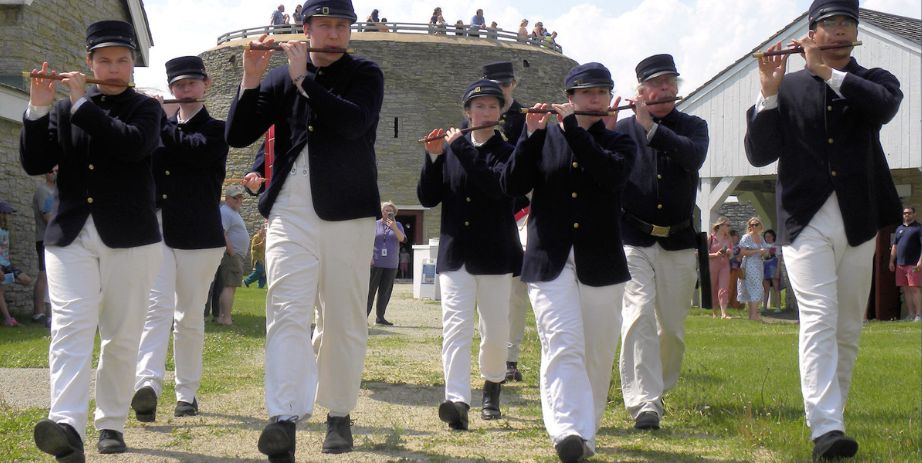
top-left (398, 245), bottom-right (410, 279)
top-left (728, 229), bottom-right (743, 309)
top-left (419, 79), bottom-right (522, 430)
top-left (271, 4), bottom-right (286, 27)
top-left (376, 18), bottom-right (391, 32)
top-left (292, 4), bottom-right (304, 24)
top-left (227, 0), bottom-right (384, 455)
top-left (615, 54), bottom-right (708, 432)
top-left (368, 201), bottom-right (406, 326)
top-left (501, 62), bottom-right (635, 463)
top-left (454, 19), bottom-right (465, 36)
top-left (486, 21), bottom-right (498, 39)
top-left (762, 228), bottom-right (783, 312)
top-left (244, 222), bottom-right (267, 288)
top-left (31, 167), bottom-right (57, 327)
top-left (364, 9), bottom-right (380, 31)
top-left (131, 55), bottom-right (228, 424)
top-left (737, 217), bottom-right (769, 320)
top-left (746, 1), bottom-right (903, 457)
top-left (469, 8), bottom-right (485, 37)
top-left (517, 19), bottom-right (528, 42)
top-left (1, 201), bottom-right (34, 327)
top-left (21, 20), bottom-right (163, 460)
top-left (429, 7), bottom-right (446, 35)
top-left (529, 21), bottom-right (545, 42)
top-left (891, 207), bottom-right (921, 321)
top-left (215, 185), bottom-right (249, 325)
top-left (708, 217), bottom-right (732, 319)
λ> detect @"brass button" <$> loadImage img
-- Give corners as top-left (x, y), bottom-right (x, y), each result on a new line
top-left (657, 174), bottom-right (662, 180)
top-left (831, 170), bottom-right (837, 177)
top-left (827, 138), bottom-right (834, 144)
top-left (308, 125), bottom-right (314, 132)
top-left (162, 194), bottom-right (168, 199)
top-left (88, 164), bottom-right (94, 170)
top-left (86, 197), bottom-right (94, 204)
top-left (465, 197), bottom-right (471, 203)
top-left (827, 105), bottom-right (833, 111)
top-left (571, 192), bottom-right (577, 198)
top-left (165, 170), bottom-right (170, 176)
top-left (464, 221), bottom-right (470, 226)
top-left (657, 203), bottom-right (663, 209)
top-left (572, 222), bottom-right (580, 229)
top-left (571, 161), bottom-right (579, 168)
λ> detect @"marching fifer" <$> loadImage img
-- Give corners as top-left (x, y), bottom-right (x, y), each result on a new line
top-left (613, 53), bottom-right (709, 431)
top-left (745, 0), bottom-right (902, 460)
top-left (131, 55), bottom-right (228, 423)
top-left (225, 0), bottom-right (384, 458)
top-left (501, 62), bottom-right (635, 463)
top-left (419, 79), bottom-right (523, 430)
top-left (21, 20), bottom-right (163, 462)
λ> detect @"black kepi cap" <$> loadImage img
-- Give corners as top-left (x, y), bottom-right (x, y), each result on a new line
top-left (482, 62), bottom-right (515, 83)
top-left (86, 20), bottom-right (137, 51)
top-left (302, 0), bottom-right (357, 24)
top-left (635, 54), bottom-right (679, 83)
top-left (565, 62), bottom-right (613, 91)
top-left (809, 0), bottom-right (859, 27)
top-left (462, 79), bottom-right (506, 108)
top-left (166, 56), bottom-right (208, 85)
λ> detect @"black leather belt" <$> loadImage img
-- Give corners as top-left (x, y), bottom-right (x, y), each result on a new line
top-left (623, 211), bottom-right (691, 238)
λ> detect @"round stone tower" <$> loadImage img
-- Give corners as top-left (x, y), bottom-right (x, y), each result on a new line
top-left (201, 30), bottom-right (578, 243)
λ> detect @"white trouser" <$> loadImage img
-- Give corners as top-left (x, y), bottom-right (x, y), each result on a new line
top-left (264, 151), bottom-right (374, 418)
top-left (620, 243), bottom-right (697, 419)
top-left (440, 267), bottom-right (512, 404)
top-left (782, 193), bottom-right (875, 440)
top-left (506, 278), bottom-right (531, 362)
top-left (135, 213), bottom-right (224, 403)
top-left (45, 218), bottom-right (160, 440)
top-left (528, 249), bottom-right (624, 453)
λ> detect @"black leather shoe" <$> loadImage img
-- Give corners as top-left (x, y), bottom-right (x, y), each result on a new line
top-left (376, 318), bottom-right (394, 326)
top-left (96, 429), bottom-right (127, 454)
top-left (505, 361), bottom-right (523, 382)
top-left (634, 411), bottom-right (660, 430)
top-left (174, 398), bottom-right (199, 417)
top-left (258, 420), bottom-right (296, 463)
top-left (322, 415), bottom-right (354, 454)
top-left (812, 430), bottom-right (858, 462)
top-left (481, 381), bottom-right (502, 420)
top-left (555, 434), bottom-right (587, 463)
top-left (33, 419), bottom-right (85, 463)
top-left (131, 386), bottom-right (157, 422)
top-left (438, 400), bottom-right (469, 430)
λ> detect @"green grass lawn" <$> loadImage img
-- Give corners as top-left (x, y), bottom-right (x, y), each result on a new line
top-left (1, 287), bottom-right (919, 462)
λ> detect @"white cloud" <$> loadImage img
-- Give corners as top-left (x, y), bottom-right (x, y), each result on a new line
top-left (134, 0), bottom-right (920, 98)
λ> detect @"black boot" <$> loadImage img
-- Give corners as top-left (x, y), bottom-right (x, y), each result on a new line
top-left (555, 434), bottom-right (588, 463)
top-left (505, 361), bottom-right (523, 382)
top-left (321, 415), bottom-right (354, 454)
top-left (174, 398), bottom-right (199, 417)
top-left (258, 419), bottom-right (296, 463)
top-left (96, 429), bottom-right (127, 454)
top-left (437, 400), bottom-right (470, 430)
top-left (130, 386), bottom-right (157, 422)
top-left (481, 381), bottom-right (502, 420)
top-left (812, 430), bottom-right (858, 462)
top-left (33, 420), bottom-right (85, 463)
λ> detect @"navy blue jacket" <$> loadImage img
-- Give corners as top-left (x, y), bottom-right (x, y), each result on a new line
top-left (417, 132), bottom-right (523, 275)
top-left (617, 110), bottom-right (708, 250)
top-left (20, 87), bottom-right (162, 248)
top-left (154, 107), bottom-right (227, 249)
top-left (225, 53), bottom-right (384, 220)
top-left (502, 116), bottom-right (636, 286)
top-left (745, 58), bottom-right (902, 246)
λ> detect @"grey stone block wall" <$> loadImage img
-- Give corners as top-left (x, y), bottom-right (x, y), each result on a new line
top-left (201, 34), bottom-right (578, 241)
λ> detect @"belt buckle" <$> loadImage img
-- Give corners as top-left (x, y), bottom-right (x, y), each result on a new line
top-left (650, 224), bottom-right (670, 238)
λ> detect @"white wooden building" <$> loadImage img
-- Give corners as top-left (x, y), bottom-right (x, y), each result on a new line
top-left (679, 8), bottom-right (921, 231)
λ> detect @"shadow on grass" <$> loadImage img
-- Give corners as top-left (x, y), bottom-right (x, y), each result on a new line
top-left (598, 446), bottom-right (754, 463)
top-left (129, 447), bottom-right (265, 462)
top-left (362, 380), bottom-right (532, 409)
top-left (203, 313), bottom-right (266, 338)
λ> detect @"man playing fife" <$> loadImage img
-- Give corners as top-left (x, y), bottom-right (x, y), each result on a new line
top-left (226, 0), bottom-right (384, 459)
top-left (614, 54), bottom-right (708, 431)
top-left (745, 0), bottom-right (902, 460)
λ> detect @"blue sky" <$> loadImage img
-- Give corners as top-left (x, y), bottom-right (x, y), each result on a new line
top-left (133, 0), bottom-right (920, 98)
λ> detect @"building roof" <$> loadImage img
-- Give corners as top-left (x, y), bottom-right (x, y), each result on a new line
top-left (859, 8), bottom-right (921, 44)
top-left (681, 8), bottom-right (920, 104)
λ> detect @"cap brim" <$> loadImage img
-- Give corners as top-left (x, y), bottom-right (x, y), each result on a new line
top-left (306, 14), bottom-right (357, 23)
top-left (169, 74), bottom-right (207, 85)
top-left (88, 41), bottom-right (136, 51)
top-left (641, 70), bottom-right (679, 82)
top-left (813, 11), bottom-right (859, 23)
